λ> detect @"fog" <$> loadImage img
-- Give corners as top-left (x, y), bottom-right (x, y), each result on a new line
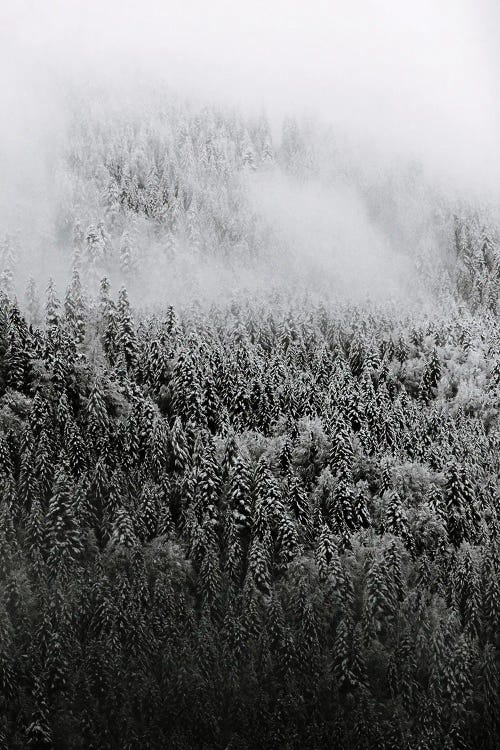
top-left (1, 0), bottom-right (499, 307)
top-left (247, 172), bottom-right (414, 297)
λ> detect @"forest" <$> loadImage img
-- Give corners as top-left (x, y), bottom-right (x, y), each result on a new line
top-left (0, 99), bottom-right (498, 749)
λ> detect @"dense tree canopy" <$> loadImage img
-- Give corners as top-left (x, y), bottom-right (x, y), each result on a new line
top-left (0, 101), bottom-right (498, 749)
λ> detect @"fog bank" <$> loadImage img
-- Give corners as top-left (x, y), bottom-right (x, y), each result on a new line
top-left (0, 1), bottom-right (498, 309)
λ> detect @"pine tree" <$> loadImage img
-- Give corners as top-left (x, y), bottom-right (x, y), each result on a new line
top-left (171, 348), bottom-right (201, 423)
top-left (229, 455), bottom-right (252, 531)
top-left (316, 524), bottom-right (342, 587)
top-left (170, 417), bottom-right (190, 474)
top-left (34, 430), bottom-right (55, 500)
top-left (248, 534), bottom-right (271, 597)
top-left (482, 545), bottom-right (500, 641)
top-left (195, 442), bottom-right (220, 527)
top-left (103, 305), bottom-right (119, 365)
top-left (363, 556), bottom-right (396, 642)
top-left (350, 623), bottom-right (368, 691)
top-left (252, 457), bottom-right (283, 538)
top-left (198, 530), bottom-right (222, 612)
top-left (145, 419), bottom-right (169, 480)
top-left (45, 628), bottom-right (68, 694)
top-left (138, 482), bottom-right (159, 541)
top-left (328, 417), bottom-right (354, 479)
top-left (287, 474), bottom-right (312, 540)
top-left (86, 379), bottom-right (109, 451)
top-left (353, 483), bottom-right (371, 529)
top-left (25, 495), bottom-right (45, 563)
top-left (116, 286), bottom-right (137, 369)
top-left (266, 591), bottom-right (285, 655)
top-left (277, 515), bottom-right (299, 569)
top-left (45, 278), bottom-right (60, 331)
top-left (384, 490), bottom-right (408, 539)
top-left (25, 680), bottom-right (52, 748)
top-left (64, 268), bottom-right (86, 344)
top-left (444, 463), bottom-right (468, 548)
top-left (0, 436), bottom-right (13, 481)
top-left (348, 334), bottom-right (365, 377)
top-left (109, 506), bottom-right (138, 551)
top-left (223, 510), bottom-right (244, 586)
top-left (420, 348), bottom-right (442, 403)
top-left (0, 635), bottom-right (16, 704)
top-left (333, 477), bottom-right (357, 532)
top-left (46, 467), bottom-right (83, 578)
top-left (455, 549), bottom-right (481, 638)
top-left (333, 616), bottom-right (352, 691)
top-left (65, 419), bottom-right (87, 477)
top-left (480, 643), bottom-right (499, 740)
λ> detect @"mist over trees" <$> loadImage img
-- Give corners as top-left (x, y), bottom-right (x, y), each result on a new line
top-left (0, 81), bottom-right (498, 749)
top-left (3, 93), bottom-right (485, 309)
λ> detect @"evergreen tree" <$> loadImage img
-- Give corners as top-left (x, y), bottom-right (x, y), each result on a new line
top-left (46, 467), bottom-right (83, 578)
top-left (109, 506), bottom-right (138, 550)
top-left (45, 278), bottom-right (60, 331)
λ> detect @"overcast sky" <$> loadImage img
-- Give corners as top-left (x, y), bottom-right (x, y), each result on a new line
top-left (1, 0), bottom-right (499, 195)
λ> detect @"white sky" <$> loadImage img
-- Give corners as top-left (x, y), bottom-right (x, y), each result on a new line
top-left (1, 0), bottom-right (499, 195)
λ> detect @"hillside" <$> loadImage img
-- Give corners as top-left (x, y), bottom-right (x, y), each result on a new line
top-left (0, 97), bottom-right (498, 749)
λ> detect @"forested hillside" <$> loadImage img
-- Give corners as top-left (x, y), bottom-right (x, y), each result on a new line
top-left (0, 101), bottom-right (498, 749)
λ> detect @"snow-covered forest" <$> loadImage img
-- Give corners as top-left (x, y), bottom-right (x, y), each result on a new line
top-left (0, 93), bottom-right (497, 750)
top-left (1, 2), bottom-right (499, 748)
